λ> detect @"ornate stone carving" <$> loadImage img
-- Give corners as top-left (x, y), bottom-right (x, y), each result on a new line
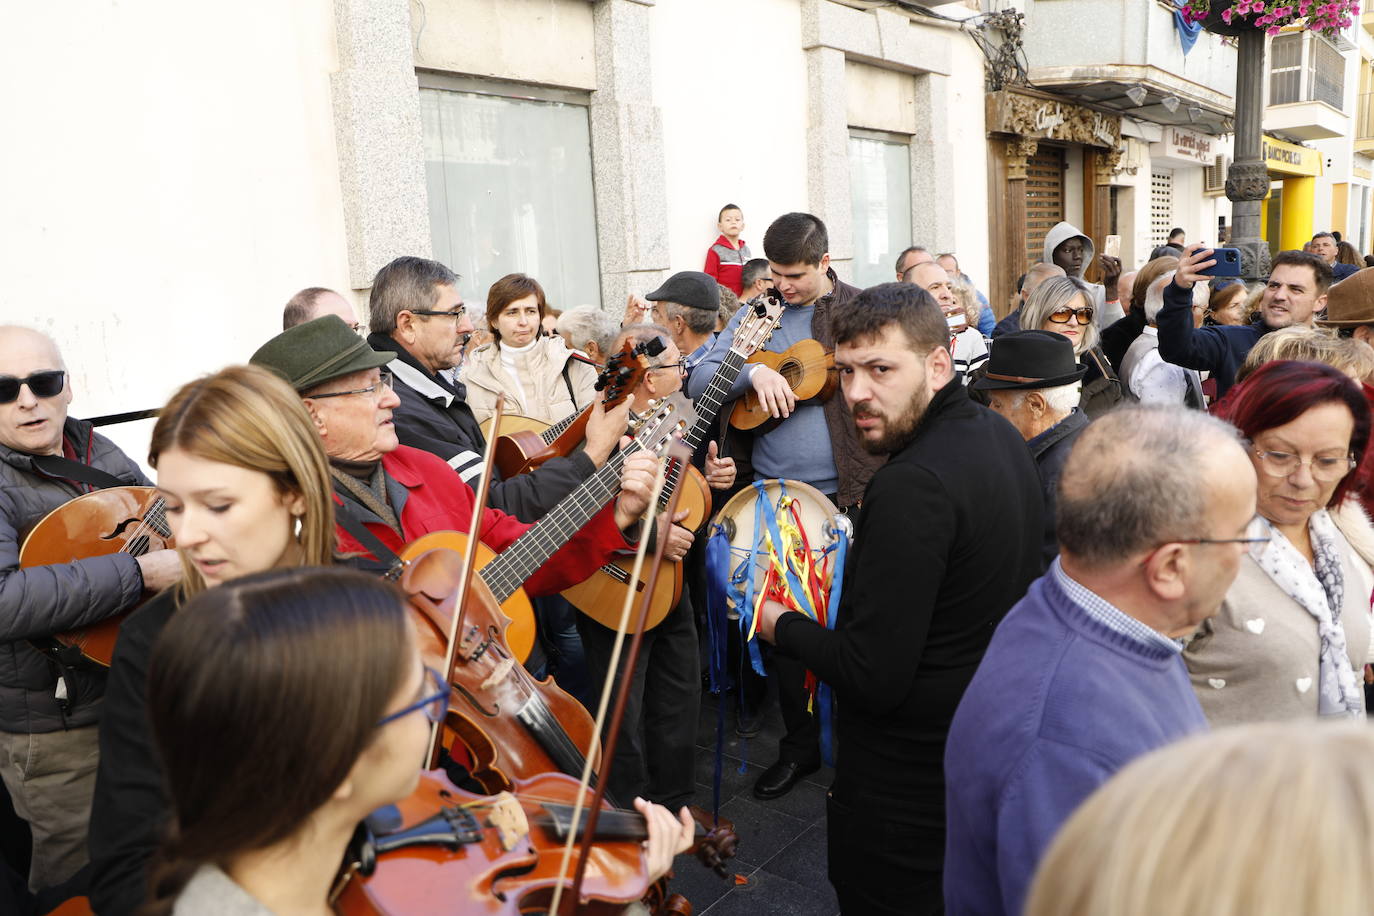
top-left (987, 90), bottom-right (1121, 149)
top-left (1095, 148), bottom-right (1124, 185)
top-left (1225, 160), bottom-right (1271, 203)
top-left (1005, 136), bottom-right (1041, 181)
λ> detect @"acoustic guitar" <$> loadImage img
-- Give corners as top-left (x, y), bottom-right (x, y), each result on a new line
top-left (397, 393), bottom-right (698, 663)
top-left (20, 486), bottom-right (172, 666)
top-left (728, 338), bottom-right (837, 431)
top-left (565, 293), bottom-right (786, 633)
top-left (489, 337), bottom-right (666, 480)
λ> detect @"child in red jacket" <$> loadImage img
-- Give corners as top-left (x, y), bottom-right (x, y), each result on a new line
top-left (704, 203), bottom-right (752, 295)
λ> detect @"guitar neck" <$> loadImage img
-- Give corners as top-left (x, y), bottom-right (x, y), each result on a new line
top-left (683, 349), bottom-right (746, 453)
top-left (479, 449), bottom-right (634, 602)
top-left (651, 349), bottom-right (747, 510)
top-left (541, 408), bottom-right (583, 446)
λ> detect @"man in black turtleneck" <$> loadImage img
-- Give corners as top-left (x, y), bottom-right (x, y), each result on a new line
top-left (361, 256), bottom-right (622, 524)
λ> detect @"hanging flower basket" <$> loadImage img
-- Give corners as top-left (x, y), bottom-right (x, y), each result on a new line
top-left (1179, 0), bottom-right (1359, 37)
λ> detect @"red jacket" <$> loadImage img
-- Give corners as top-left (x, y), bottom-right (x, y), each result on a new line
top-left (704, 234), bottom-right (751, 295)
top-left (334, 445), bottom-right (630, 597)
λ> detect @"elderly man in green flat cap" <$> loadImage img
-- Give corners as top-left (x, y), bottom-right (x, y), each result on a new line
top-left (250, 313), bottom-right (659, 599)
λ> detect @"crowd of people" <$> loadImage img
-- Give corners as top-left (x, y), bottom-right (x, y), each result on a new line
top-left (4, 202), bottom-right (1374, 916)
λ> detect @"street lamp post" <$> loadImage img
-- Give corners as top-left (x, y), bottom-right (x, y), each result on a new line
top-left (1225, 28), bottom-right (1271, 281)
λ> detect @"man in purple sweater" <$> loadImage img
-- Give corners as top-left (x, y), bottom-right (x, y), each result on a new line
top-left (943, 406), bottom-right (1261, 916)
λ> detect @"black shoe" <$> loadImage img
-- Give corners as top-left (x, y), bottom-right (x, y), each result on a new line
top-left (753, 759), bottom-right (819, 800)
top-left (735, 708), bottom-right (763, 739)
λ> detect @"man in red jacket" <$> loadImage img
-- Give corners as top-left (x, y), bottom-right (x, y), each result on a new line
top-left (251, 316), bottom-right (659, 591)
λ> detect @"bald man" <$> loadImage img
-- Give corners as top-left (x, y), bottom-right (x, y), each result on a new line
top-left (0, 327), bottom-right (180, 893)
top-left (282, 287), bottom-right (360, 331)
top-left (993, 263), bottom-right (1067, 339)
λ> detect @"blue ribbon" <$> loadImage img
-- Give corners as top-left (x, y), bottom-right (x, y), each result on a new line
top-left (816, 531), bottom-right (847, 767)
top-left (1172, 0), bottom-right (1202, 55)
top-left (704, 523), bottom-right (735, 815)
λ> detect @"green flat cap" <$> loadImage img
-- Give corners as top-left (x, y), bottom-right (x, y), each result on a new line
top-left (250, 315), bottom-right (392, 392)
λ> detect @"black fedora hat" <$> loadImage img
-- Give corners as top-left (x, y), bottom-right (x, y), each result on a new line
top-left (970, 330), bottom-right (1086, 391)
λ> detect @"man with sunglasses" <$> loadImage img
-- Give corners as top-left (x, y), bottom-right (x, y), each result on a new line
top-left (945, 407), bottom-right (1259, 916)
top-left (360, 256), bottom-right (625, 524)
top-left (0, 326), bottom-right (180, 894)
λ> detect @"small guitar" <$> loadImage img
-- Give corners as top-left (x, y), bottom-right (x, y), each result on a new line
top-left (20, 486), bottom-right (173, 666)
top-left (728, 338), bottom-right (837, 431)
top-left (492, 337), bottom-right (666, 479)
top-left (565, 293), bottom-right (786, 633)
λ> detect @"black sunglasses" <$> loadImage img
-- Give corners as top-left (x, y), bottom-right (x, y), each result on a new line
top-left (0, 371), bottom-right (65, 404)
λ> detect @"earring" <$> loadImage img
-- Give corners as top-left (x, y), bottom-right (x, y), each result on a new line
top-left (293, 512), bottom-right (303, 539)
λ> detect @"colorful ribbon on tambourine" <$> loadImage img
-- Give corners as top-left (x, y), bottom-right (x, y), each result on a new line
top-left (705, 480), bottom-right (848, 766)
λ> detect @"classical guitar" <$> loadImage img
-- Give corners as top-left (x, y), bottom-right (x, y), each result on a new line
top-left (564, 293), bottom-right (786, 633)
top-left (728, 337), bottom-right (837, 431)
top-left (20, 486), bottom-right (172, 666)
top-left (491, 337), bottom-right (666, 479)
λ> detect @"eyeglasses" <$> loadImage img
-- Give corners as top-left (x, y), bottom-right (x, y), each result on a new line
top-left (375, 667), bottom-right (450, 728)
top-left (649, 359), bottom-right (688, 376)
top-left (1175, 534), bottom-right (1272, 546)
top-left (410, 308), bottom-right (466, 321)
top-left (0, 371), bottom-right (65, 404)
top-left (1251, 447), bottom-right (1356, 481)
top-left (1047, 307), bottom-right (1095, 325)
top-left (303, 369), bottom-right (393, 401)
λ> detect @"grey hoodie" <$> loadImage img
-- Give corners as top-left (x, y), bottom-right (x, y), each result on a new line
top-left (1041, 221), bottom-right (1124, 327)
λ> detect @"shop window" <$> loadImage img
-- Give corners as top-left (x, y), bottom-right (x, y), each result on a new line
top-left (848, 130), bottom-right (912, 289)
top-left (420, 76), bottom-right (601, 310)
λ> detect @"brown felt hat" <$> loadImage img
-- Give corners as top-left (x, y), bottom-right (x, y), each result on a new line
top-left (1318, 267), bottom-right (1374, 328)
top-left (250, 315), bottom-right (392, 392)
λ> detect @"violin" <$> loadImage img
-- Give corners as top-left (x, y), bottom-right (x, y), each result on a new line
top-left (398, 392), bottom-right (699, 797)
top-left (332, 769), bottom-right (737, 915)
top-left (492, 337), bottom-right (664, 479)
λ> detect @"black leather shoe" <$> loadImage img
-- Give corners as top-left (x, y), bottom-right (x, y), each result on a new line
top-left (753, 759), bottom-right (819, 800)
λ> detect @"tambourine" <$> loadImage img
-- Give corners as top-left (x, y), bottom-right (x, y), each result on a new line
top-left (710, 479), bottom-right (852, 620)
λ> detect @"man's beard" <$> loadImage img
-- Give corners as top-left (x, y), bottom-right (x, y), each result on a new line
top-left (851, 376), bottom-right (929, 455)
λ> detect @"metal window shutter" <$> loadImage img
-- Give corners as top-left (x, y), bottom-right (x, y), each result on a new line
top-left (1025, 145), bottom-right (1065, 269)
top-left (1151, 168), bottom-right (1174, 248)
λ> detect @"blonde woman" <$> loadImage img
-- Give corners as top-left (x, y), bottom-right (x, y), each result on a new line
top-left (1020, 276), bottom-right (1123, 418)
top-left (1027, 721), bottom-right (1374, 916)
top-left (462, 273), bottom-right (599, 427)
top-left (88, 365), bottom-right (338, 914)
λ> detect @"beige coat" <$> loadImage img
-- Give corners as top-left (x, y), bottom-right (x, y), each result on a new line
top-left (461, 335), bottom-right (599, 426)
top-left (1184, 504), bottom-right (1374, 728)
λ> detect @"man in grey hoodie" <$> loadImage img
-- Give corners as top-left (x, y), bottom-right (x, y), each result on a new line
top-left (1042, 221), bottom-right (1124, 327)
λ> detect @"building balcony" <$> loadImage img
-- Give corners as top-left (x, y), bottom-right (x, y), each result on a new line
top-left (1020, 0), bottom-right (1235, 134)
top-left (1264, 31), bottom-right (1349, 140)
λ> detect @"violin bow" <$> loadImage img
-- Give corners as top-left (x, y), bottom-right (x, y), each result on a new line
top-left (546, 440), bottom-right (690, 915)
top-left (425, 394), bottom-right (506, 771)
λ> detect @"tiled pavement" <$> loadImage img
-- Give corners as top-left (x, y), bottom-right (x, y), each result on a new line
top-left (664, 686), bottom-right (840, 916)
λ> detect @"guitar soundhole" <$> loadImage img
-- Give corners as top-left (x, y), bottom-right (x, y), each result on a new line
top-left (781, 360), bottom-right (802, 386)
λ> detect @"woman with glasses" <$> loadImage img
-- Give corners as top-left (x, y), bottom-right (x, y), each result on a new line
top-left (1019, 276), bottom-right (1123, 418)
top-left (138, 567), bottom-right (694, 915)
top-left (87, 364), bottom-right (342, 914)
top-left (1184, 360), bottom-right (1374, 726)
top-left (461, 273), bottom-right (600, 429)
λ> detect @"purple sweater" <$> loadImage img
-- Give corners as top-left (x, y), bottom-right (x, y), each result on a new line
top-left (943, 570), bottom-right (1208, 916)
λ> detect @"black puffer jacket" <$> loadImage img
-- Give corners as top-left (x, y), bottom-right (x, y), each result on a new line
top-left (0, 418), bottom-right (148, 733)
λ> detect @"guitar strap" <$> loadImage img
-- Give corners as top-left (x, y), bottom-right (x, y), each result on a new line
top-left (331, 486), bottom-right (405, 577)
top-left (30, 455), bottom-right (125, 491)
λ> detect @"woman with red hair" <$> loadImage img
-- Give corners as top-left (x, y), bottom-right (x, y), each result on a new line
top-left (1185, 360), bottom-right (1374, 725)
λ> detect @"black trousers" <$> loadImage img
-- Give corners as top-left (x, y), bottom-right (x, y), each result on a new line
top-left (576, 582), bottom-right (701, 811)
top-left (827, 788), bottom-right (944, 915)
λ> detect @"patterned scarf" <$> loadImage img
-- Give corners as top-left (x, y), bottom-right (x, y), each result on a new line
top-left (1252, 511), bottom-right (1363, 717)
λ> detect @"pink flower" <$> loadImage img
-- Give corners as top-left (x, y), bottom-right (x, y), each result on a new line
top-left (1267, 23), bottom-right (1283, 32)
top-left (1222, 6), bottom-right (1235, 20)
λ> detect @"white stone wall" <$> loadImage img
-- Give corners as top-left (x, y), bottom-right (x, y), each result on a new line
top-left (1, 0), bottom-right (354, 469)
